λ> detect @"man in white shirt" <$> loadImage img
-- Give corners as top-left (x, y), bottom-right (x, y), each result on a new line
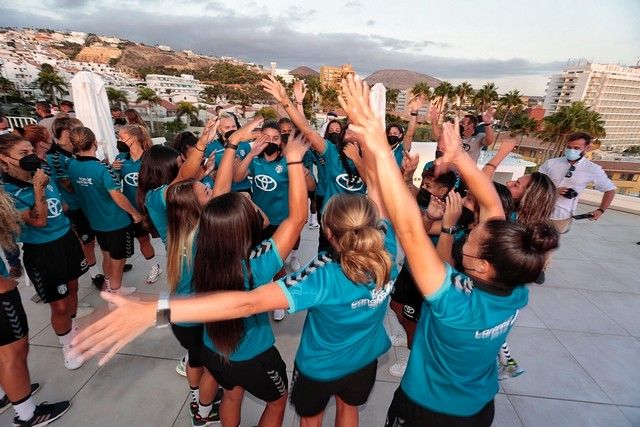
top-left (460, 110), bottom-right (495, 163)
top-left (539, 132), bottom-right (616, 233)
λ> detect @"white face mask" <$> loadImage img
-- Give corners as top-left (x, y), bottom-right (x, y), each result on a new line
top-left (0, 129), bottom-right (11, 135)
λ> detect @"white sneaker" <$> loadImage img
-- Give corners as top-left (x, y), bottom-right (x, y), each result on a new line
top-left (389, 359), bottom-right (407, 378)
top-left (75, 304), bottom-right (95, 319)
top-left (176, 354), bottom-right (188, 377)
top-left (308, 220), bottom-right (320, 229)
top-left (146, 263), bottom-right (162, 284)
top-left (289, 255), bottom-right (301, 272)
top-left (62, 345), bottom-right (84, 370)
top-left (389, 334), bottom-right (408, 347)
top-left (273, 309), bottom-right (286, 321)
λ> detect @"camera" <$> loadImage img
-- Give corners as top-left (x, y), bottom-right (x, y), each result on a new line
top-left (563, 188), bottom-right (578, 199)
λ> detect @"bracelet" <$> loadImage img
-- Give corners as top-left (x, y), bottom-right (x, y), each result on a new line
top-left (194, 144), bottom-right (205, 152)
top-left (287, 160), bottom-right (303, 166)
top-left (485, 163), bottom-right (497, 169)
top-left (596, 208), bottom-right (605, 214)
top-left (410, 112), bottom-right (418, 116)
top-left (225, 143), bottom-right (238, 150)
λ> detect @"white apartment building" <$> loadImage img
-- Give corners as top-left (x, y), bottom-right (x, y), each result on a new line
top-left (394, 89), bottom-right (429, 116)
top-left (0, 59), bottom-right (41, 97)
top-left (270, 62), bottom-right (295, 84)
top-left (543, 63), bottom-right (640, 151)
top-left (145, 73), bottom-right (204, 103)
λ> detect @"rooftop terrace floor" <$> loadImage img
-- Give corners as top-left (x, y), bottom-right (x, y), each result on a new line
top-left (1, 204), bottom-right (639, 427)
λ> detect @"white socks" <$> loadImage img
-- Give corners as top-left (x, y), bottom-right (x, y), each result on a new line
top-left (190, 387), bottom-right (199, 404)
top-left (13, 396), bottom-right (36, 422)
top-left (198, 401), bottom-right (212, 418)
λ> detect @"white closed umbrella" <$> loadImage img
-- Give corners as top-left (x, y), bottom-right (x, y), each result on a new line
top-left (71, 71), bottom-right (117, 162)
top-left (369, 83), bottom-right (387, 130)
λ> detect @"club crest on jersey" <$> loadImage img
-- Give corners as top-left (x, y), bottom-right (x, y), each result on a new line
top-left (336, 174), bottom-right (364, 192)
top-left (275, 164), bottom-right (284, 174)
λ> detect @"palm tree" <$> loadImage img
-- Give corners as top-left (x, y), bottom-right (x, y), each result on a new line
top-left (200, 84), bottom-right (224, 103)
top-left (491, 90), bottom-right (525, 148)
top-left (411, 82), bottom-right (432, 99)
top-left (386, 88), bottom-right (400, 112)
top-left (507, 111), bottom-right (540, 160)
top-left (304, 76), bottom-right (322, 110)
top-left (106, 87), bottom-right (129, 109)
top-left (537, 101), bottom-right (606, 161)
top-left (34, 64), bottom-right (68, 105)
top-left (176, 101), bottom-right (199, 131)
top-left (433, 81), bottom-right (455, 114)
top-left (472, 82), bottom-right (499, 112)
top-left (136, 87), bottom-right (161, 133)
top-left (0, 76), bottom-right (18, 103)
top-left (320, 87), bottom-right (339, 111)
top-left (454, 82), bottom-right (474, 112)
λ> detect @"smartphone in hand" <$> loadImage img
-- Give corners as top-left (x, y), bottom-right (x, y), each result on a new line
top-left (572, 213), bottom-right (593, 220)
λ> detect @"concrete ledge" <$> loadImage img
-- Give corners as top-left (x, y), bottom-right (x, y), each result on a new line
top-left (579, 189), bottom-right (640, 214)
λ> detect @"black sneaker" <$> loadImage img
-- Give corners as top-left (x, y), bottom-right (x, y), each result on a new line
top-left (123, 263), bottom-right (133, 273)
top-left (534, 270), bottom-right (546, 285)
top-left (91, 274), bottom-right (105, 291)
top-left (13, 400), bottom-right (70, 427)
top-left (3, 384), bottom-right (42, 414)
top-left (191, 408), bottom-right (220, 426)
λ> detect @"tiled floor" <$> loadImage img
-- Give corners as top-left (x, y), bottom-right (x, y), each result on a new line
top-left (1, 205), bottom-right (639, 426)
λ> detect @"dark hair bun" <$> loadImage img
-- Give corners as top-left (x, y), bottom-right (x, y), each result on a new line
top-left (527, 222), bottom-right (559, 253)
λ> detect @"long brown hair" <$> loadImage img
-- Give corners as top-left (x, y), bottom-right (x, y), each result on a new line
top-left (517, 172), bottom-right (557, 227)
top-left (322, 194), bottom-right (392, 288)
top-left (124, 109), bottom-right (148, 128)
top-left (20, 124), bottom-right (50, 149)
top-left (69, 127), bottom-right (96, 152)
top-left (166, 179), bottom-right (201, 292)
top-left (0, 188), bottom-right (21, 250)
top-left (120, 124), bottom-right (152, 151)
top-left (193, 193), bottom-right (263, 356)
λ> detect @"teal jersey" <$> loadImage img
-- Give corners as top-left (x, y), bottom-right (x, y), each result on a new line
top-left (204, 139), bottom-right (252, 192)
top-left (0, 256), bottom-right (7, 277)
top-left (392, 142), bottom-right (405, 168)
top-left (68, 156), bottom-right (131, 232)
top-left (310, 150), bottom-right (325, 197)
top-left (250, 156), bottom-right (289, 225)
top-left (47, 147), bottom-right (80, 209)
top-left (401, 263), bottom-right (528, 416)
top-left (422, 161), bottom-right (462, 189)
top-left (2, 174), bottom-right (70, 244)
top-left (314, 141), bottom-right (366, 212)
top-left (116, 153), bottom-right (142, 209)
top-left (276, 219), bottom-right (398, 381)
top-left (145, 185), bottom-right (168, 244)
top-left (202, 238), bottom-right (283, 361)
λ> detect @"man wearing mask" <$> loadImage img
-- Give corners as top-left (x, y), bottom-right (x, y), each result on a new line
top-left (539, 132), bottom-right (616, 234)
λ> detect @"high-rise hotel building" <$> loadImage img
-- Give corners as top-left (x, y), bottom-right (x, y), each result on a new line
top-left (543, 63), bottom-right (640, 151)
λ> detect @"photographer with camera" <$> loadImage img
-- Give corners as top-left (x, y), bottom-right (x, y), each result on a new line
top-left (539, 132), bottom-right (616, 234)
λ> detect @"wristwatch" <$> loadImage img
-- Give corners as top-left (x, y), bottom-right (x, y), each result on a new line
top-left (156, 292), bottom-right (171, 328)
top-left (441, 225), bottom-right (461, 235)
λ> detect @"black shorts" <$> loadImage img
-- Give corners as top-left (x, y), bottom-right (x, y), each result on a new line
top-left (202, 346), bottom-right (288, 403)
top-left (95, 225), bottom-right (134, 260)
top-left (385, 387), bottom-right (495, 427)
top-left (290, 359), bottom-right (378, 417)
top-left (171, 324), bottom-right (205, 368)
top-left (23, 230), bottom-right (88, 303)
top-left (307, 190), bottom-right (316, 199)
top-left (65, 208), bottom-right (95, 243)
top-left (390, 265), bottom-right (423, 322)
top-left (261, 224), bottom-right (278, 242)
top-left (0, 288), bottom-right (29, 346)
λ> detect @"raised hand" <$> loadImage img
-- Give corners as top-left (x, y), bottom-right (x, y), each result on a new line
top-left (482, 107), bottom-right (496, 125)
top-left (442, 191), bottom-right (463, 228)
top-left (429, 102), bottom-right (440, 123)
top-left (426, 194), bottom-right (445, 220)
top-left (436, 118), bottom-right (463, 166)
top-left (402, 151), bottom-right (419, 179)
top-left (293, 80), bottom-right (307, 104)
top-left (203, 152), bottom-right (216, 176)
top-left (343, 142), bottom-right (362, 163)
top-left (283, 132), bottom-right (310, 162)
top-left (260, 75), bottom-right (289, 105)
top-left (199, 118), bottom-right (220, 144)
top-left (111, 159), bottom-right (123, 171)
top-left (32, 169), bottom-right (49, 189)
top-left (250, 135), bottom-right (269, 156)
top-left (408, 94), bottom-right (426, 114)
top-left (230, 115), bottom-right (264, 144)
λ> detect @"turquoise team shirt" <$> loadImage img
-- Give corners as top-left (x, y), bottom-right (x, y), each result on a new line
top-left (2, 175), bottom-right (70, 244)
top-left (276, 219), bottom-right (398, 381)
top-left (68, 156), bottom-right (131, 232)
top-left (204, 139), bottom-right (252, 192)
top-left (401, 263), bottom-right (528, 416)
top-left (47, 146), bottom-right (80, 210)
top-left (250, 156), bottom-right (289, 225)
top-left (202, 238), bottom-right (283, 361)
top-left (115, 153), bottom-right (142, 209)
top-left (0, 257), bottom-right (7, 277)
top-left (392, 142), bottom-right (405, 168)
top-left (145, 185), bottom-right (168, 244)
top-left (315, 141), bottom-right (366, 211)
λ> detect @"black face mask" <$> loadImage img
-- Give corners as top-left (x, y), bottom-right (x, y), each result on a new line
top-left (17, 154), bottom-right (42, 172)
top-left (116, 140), bottom-right (130, 153)
top-left (416, 188), bottom-right (432, 209)
top-left (263, 143), bottom-right (280, 156)
top-left (114, 118), bottom-right (127, 126)
top-left (224, 130), bottom-right (235, 141)
top-left (435, 149), bottom-right (444, 159)
top-left (281, 133), bottom-right (290, 144)
top-left (459, 124), bottom-right (465, 137)
top-left (387, 135), bottom-right (400, 146)
top-left (327, 133), bottom-right (341, 145)
top-left (458, 206), bottom-right (475, 227)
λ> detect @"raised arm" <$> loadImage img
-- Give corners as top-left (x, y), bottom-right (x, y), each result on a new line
top-left (339, 76), bottom-right (446, 297)
top-left (345, 141), bottom-right (387, 218)
top-left (482, 138), bottom-right (517, 178)
top-left (261, 76), bottom-right (326, 154)
top-left (20, 169), bottom-right (48, 228)
top-left (436, 191), bottom-right (463, 265)
top-left (233, 135), bottom-right (268, 181)
top-left (174, 118), bottom-right (219, 183)
top-left (429, 102), bottom-right (442, 142)
top-left (293, 80), bottom-right (307, 117)
top-left (403, 94), bottom-right (425, 153)
top-left (481, 108), bottom-right (496, 147)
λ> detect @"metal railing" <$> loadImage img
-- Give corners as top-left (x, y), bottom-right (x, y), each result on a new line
top-left (6, 116), bottom-right (37, 129)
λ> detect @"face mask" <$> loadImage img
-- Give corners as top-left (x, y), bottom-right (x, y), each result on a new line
top-left (416, 188), bottom-right (431, 209)
top-left (224, 130), bottom-right (235, 141)
top-left (263, 143), bottom-right (280, 156)
top-left (281, 133), bottom-right (290, 144)
top-left (387, 135), bottom-right (400, 146)
top-left (435, 149), bottom-right (444, 159)
top-left (116, 140), bottom-right (130, 153)
top-left (459, 124), bottom-right (466, 137)
top-left (0, 129), bottom-right (10, 136)
top-left (114, 118), bottom-right (127, 126)
top-left (458, 206), bottom-right (475, 227)
top-left (564, 148), bottom-right (583, 161)
top-left (327, 133), bottom-right (341, 145)
top-left (17, 154), bottom-right (42, 172)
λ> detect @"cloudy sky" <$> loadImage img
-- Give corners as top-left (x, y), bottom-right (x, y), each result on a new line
top-left (2, 0), bottom-right (638, 95)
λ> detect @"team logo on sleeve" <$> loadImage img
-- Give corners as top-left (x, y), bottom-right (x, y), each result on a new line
top-left (275, 164), bottom-right (284, 174)
top-left (254, 174), bottom-right (277, 192)
top-left (46, 198), bottom-right (63, 218)
top-left (336, 174), bottom-right (364, 192)
top-left (124, 172), bottom-right (139, 187)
